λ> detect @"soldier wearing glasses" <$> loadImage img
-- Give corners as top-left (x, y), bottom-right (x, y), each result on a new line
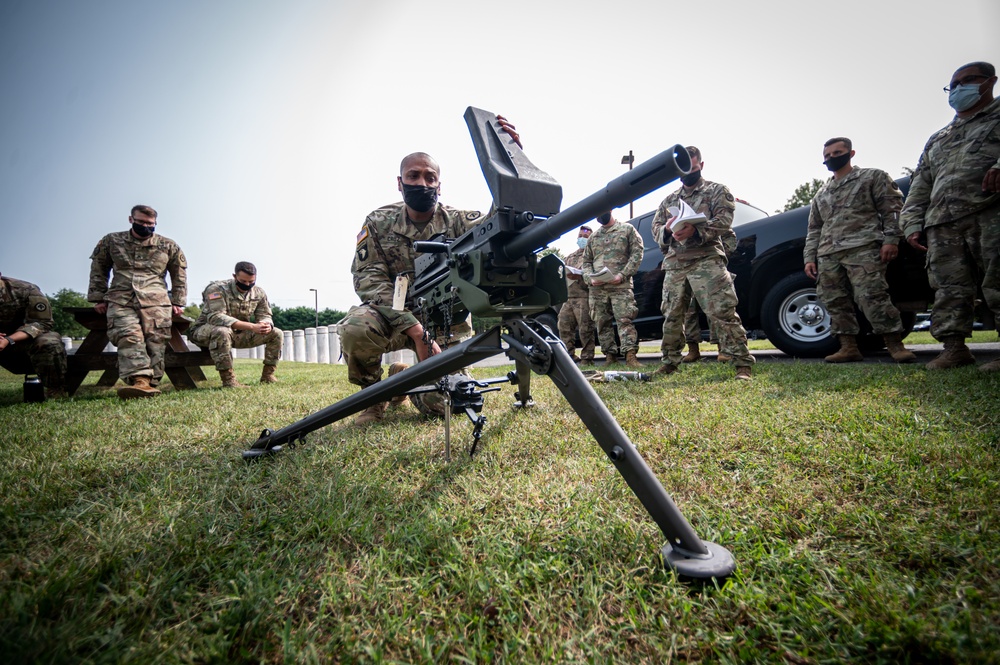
top-left (88, 205), bottom-right (187, 398)
top-left (900, 61), bottom-right (1000, 371)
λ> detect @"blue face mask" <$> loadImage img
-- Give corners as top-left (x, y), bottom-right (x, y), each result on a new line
top-left (577, 237), bottom-right (588, 249)
top-left (948, 83), bottom-right (984, 112)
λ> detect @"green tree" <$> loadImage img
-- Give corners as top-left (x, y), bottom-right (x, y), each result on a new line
top-left (47, 289), bottom-right (90, 338)
top-left (777, 178), bottom-right (825, 213)
top-left (271, 305), bottom-right (347, 330)
top-left (182, 303), bottom-right (201, 320)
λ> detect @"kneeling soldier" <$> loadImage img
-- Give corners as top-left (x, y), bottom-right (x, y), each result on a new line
top-left (0, 272), bottom-right (68, 398)
top-left (187, 261), bottom-right (282, 387)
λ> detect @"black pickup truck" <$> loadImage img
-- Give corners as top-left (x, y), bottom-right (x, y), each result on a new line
top-left (626, 178), bottom-right (934, 357)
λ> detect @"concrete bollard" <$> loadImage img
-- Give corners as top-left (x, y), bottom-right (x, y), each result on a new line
top-left (317, 326), bottom-right (329, 364)
top-left (293, 329), bottom-right (306, 362)
top-left (62, 336), bottom-right (73, 353)
top-left (305, 327), bottom-right (317, 363)
top-left (282, 330), bottom-right (293, 361)
top-left (329, 324), bottom-right (341, 364)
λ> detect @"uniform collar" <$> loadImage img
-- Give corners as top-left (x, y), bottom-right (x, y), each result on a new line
top-left (390, 203), bottom-right (441, 238)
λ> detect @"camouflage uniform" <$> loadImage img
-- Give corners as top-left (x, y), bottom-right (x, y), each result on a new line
top-left (187, 279), bottom-right (282, 371)
top-left (684, 224), bottom-right (737, 345)
top-left (340, 201), bottom-right (484, 388)
top-left (0, 275), bottom-right (67, 391)
top-left (653, 180), bottom-right (753, 368)
top-left (557, 247), bottom-right (596, 360)
top-left (88, 230), bottom-right (187, 383)
top-left (900, 96), bottom-right (1000, 339)
top-left (803, 166), bottom-right (906, 335)
top-left (581, 221), bottom-right (643, 356)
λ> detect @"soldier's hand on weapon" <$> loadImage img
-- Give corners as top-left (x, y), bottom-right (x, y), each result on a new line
top-left (804, 262), bottom-right (818, 280)
top-left (984, 167), bottom-right (1000, 193)
top-left (880, 243), bottom-right (898, 263)
top-left (406, 323), bottom-right (441, 361)
top-left (906, 232), bottom-right (928, 252)
top-left (94, 302), bottom-right (108, 315)
top-left (496, 115), bottom-right (522, 149)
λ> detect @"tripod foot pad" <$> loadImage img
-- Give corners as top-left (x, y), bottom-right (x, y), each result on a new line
top-left (661, 540), bottom-right (736, 580)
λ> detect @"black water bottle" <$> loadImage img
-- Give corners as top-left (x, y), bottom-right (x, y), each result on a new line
top-left (23, 375), bottom-right (45, 403)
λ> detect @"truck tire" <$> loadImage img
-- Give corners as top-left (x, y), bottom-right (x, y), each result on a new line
top-left (760, 273), bottom-right (838, 358)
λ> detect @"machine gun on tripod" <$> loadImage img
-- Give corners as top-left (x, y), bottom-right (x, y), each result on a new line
top-left (241, 107), bottom-right (736, 579)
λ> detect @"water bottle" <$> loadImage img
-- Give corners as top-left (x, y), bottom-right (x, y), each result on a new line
top-left (602, 371), bottom-right (651, 382)
top-left (23, 375), bottom-right (45, 403)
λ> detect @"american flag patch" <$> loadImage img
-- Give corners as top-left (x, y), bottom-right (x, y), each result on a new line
top-left (207, 292), bottom-right (222, 300)
top-left (356, 226), bottom-right (369, 245)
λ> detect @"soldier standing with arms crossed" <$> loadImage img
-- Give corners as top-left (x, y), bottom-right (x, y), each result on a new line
top-left (803, 137), bottom-right (916, 364)
top-left (557, 225), bottom-right (597, 363)
top-left (581, 211), bottom-right (644, 368)
top-left (652, 146), bottom-right (753, 380)
top-left (187, 261), bottom-right (282, 387)
top-left (901, 61), bottom-right (1000, 371)
top-left (88, 205), bottom-right (187, 399)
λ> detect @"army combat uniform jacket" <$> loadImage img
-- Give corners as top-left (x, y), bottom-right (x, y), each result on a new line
top-left (87, 231), bottom-right (187, 307)
top-left (580, 222), bottom-right (644, 291)
top-left (804, 166), bottom-right (904, 265)
top-left (652, 179), bottom-right (736, 265)
top-left (189, 279), bottom-right (274, 331)
top-left (351, 201), bottom-right (484, 330)
top-left (563, 248), bottom-right (590, 299)
top-left (900, 96), bottom-right (1000, 236)
top-left (0, 275), bottom-right (55, 338)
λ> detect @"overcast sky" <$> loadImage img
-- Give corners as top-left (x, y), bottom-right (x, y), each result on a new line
top-left (2, 0), bottom-right (998, 312)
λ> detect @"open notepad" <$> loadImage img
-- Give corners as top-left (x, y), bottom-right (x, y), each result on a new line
top-left (665, 199), bottom-right (707, 235)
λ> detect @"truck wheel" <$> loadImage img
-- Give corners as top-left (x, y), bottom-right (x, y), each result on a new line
top-left (760, 273), bottom-right (838, 358)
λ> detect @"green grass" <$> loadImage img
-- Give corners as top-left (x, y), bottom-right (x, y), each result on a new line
top-left (1, 357), bottom-right (998, 663)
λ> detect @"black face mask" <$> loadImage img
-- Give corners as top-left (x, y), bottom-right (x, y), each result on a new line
top-left (401, 184), bottom-right (439, 213)
top-left (131, 223), bottom-right (155, 238)
top-left (680, 170), bottom-right (702, 187)
top-left (235, 280), bottom-right (255, 292)
top-left (823, 153), bottom-right (851, 172)
top-left (597, 212), bottom-right (612, 225)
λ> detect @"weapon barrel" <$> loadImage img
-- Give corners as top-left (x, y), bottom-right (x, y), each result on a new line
top-left (500, 145), bottom-right (691, 260)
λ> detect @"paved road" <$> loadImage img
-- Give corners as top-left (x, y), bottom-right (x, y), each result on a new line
top-left (470, 342), bottom-right (1000, 368)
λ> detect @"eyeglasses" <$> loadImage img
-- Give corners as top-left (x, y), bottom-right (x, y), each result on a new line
top-left (943, 74), bottom-right (989, 93)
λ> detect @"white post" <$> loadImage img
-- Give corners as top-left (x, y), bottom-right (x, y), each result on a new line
top-left (317, 326), bottom-right (329, 364)
top-left (305, 327), bottom-right (317, 363)
top-left (293, 329), bottom-right (306, 362)
top-left (282, 330), bottom-right (293, 361)
top-left (329, 324), bottom-right (341, 364)
top-left (62, 336), bottom-right (73, 352)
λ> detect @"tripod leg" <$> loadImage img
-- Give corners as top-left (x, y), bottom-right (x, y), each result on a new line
top-left (512, 358), bottom-right (533, 408)
top-left (506, 319), bottom-right (735, 579)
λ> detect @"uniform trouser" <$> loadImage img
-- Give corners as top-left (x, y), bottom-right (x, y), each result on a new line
top-left (926, 206), bottom-right (1000, 339)
top-left (106, 303), bottom-right (171, 383)
top-left (557, 297), bottom-right (596, 359)
top-left (816, 245), bottom-right (903, 336)
top-left (339, 304), bottom-right (471, 388)
top-left (188, 325), bottom-right (283, 371)
top-left (660, 256), bottom-right (753, 368)
top-left (589, 288), bottom-right (639, 356)
top-left (4, 332), bottom-right (67, 390)
top-left (684, 297), bottom-right (724, 346)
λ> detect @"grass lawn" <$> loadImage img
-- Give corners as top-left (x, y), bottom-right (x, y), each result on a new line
top-left (1, 357), bottom-right (997, 663)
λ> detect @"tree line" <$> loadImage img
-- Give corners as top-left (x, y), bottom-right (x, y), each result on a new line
top-left (44, 289), bottom-right (347, 338)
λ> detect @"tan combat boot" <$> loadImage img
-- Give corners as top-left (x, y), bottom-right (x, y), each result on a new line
top-left (979, 358), bottom-right (1000, 372)
top-left (653, 362), bottom-right (677, 378)
top-left (926, 336), bottom-right (975, 370)
top-left (825, 335), bottom-right (863, 363)
top-left (356, 401), bottom-right (387, 425)
top-left (388, 362), bottom-right (409, 407)
top-left (117, 375), bottom-right (161, 400)
top-left (219, 368), bottom-right (246, 388)
top-left (624, 350), bottom-right (643, 368)
top-left (260, 364), bottom-right (278, 383)
top-left (883, 333), bottom-right (916, 363)
top-left (604, 352), bottom-right (619, 366)
top-left (716, 344), bottom-right (732, 362)
top-left (735, 366), bottom-right (752, 381)
top-left (682, 342), bottom-right (701, 363)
